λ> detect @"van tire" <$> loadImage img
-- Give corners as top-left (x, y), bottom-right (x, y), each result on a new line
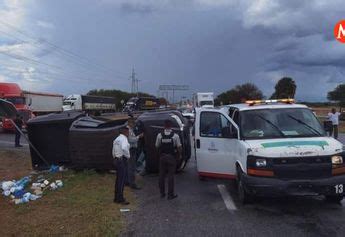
top-left (325, 195), bottom-right (343, 203)
top-left (237, 168), bottom-right (253, 205)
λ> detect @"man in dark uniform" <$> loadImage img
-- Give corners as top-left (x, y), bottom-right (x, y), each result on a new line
top-left (13, 114), bottom-right (23, 147)
top-left (155, 119), bottom-right (182, 200)
top-left (112, 127), bottom-right (130, 205)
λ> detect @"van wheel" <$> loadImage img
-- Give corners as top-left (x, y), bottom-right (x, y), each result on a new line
top-left (237, 170), bottom-right (253, 205)
top-left (325, 195), bottom-right (343, 203)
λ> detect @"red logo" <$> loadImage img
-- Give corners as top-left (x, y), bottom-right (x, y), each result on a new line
top-left (334, 20), bottom-right (345, 43)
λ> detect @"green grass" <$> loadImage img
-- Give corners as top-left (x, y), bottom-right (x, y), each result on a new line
top-left (0, 169), bottom-right (134, 236)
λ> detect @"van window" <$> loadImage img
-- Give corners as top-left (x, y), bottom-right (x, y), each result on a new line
top-left (240, 108), bottom-right (324, 139)
top-left (200, 112), bottom-right (235, 138)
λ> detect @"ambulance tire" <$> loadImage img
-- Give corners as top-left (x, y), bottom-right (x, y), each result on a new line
top-left (237, 168), bottom-right (253, 205)
top-left (325, 195), bottom-right (343, 203)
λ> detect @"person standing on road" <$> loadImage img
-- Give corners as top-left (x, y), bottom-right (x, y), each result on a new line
top-left (155, 119), bottom-right (182, 200)
top-left (13, 114), bottom-right (23, 147)
top-left (113, 127), bottom-right (130, 205)
top-left (126, 118), bottom-right (143, 190)
top-left (328, 108), bottom-right (341, 139)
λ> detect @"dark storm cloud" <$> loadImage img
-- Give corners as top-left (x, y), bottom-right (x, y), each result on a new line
top-left (8, 0), bottom-right (344, 101)
top-left (120, 2), bottom-right (155, 14)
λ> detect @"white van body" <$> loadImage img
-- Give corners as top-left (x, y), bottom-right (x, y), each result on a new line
top-left (193, 92), bottom-right (214, 108)
top-left (194, 102), bottom-right (345, 202)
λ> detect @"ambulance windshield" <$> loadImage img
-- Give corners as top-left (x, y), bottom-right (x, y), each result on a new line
top-left (240, 108), bottom-right (325, 139)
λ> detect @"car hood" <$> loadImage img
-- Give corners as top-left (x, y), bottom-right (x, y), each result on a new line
top-left (244, 137), bottom-right (343, 157)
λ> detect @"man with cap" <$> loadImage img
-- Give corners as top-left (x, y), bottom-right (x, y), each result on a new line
top-left (126, 117), bottom-right (143, 189)
top-left (113, 127), bottom-right (130, 205)
top-left (155, 119), bottom-right (182, 200)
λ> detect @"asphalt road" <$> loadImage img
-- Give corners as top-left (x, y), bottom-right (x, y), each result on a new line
top-left (0, 127), bottom-right (29, 149)
top-left (122, 135), bottom-right (345, 237)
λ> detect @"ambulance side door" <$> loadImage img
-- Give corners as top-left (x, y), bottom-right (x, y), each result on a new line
top-left (195, 110), bottom-right (239, 178)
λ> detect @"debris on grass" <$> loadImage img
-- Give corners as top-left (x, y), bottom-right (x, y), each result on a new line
top-left (1, 169), bottom-right (64, 204)
top-left (120, 208), bottom-right (130, 212)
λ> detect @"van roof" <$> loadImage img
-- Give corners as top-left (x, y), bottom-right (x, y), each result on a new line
top-left (224, 103), bottom-right (308, 111)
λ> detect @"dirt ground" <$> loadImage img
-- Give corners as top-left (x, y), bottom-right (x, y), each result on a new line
top-left (0, 149), bottom-right (134, 236)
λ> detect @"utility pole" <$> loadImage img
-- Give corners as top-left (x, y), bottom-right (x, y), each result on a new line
top-left (131, 68), bottom-right (136, 94)
top-left (130, 68), bottom-right (139, 96)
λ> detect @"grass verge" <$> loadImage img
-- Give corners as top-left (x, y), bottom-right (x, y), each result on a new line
top-left (0, 150), bottom-right (134, 236)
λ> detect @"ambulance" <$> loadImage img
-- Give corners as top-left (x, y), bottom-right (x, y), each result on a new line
top-left (194, 99), bottom-right (345, 203)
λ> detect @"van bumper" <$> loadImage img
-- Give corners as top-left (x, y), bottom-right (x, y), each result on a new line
top-left (242, 174), bottom-right (345, 197)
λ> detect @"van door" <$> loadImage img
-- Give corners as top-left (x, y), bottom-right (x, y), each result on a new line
top-left (195, 110), bottom-right (239, 179)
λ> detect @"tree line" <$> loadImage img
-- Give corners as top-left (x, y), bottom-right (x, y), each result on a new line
top-left (215, 77), bottom-right (345, 109)
top-left (87, 77), bottom-right (345, 110)
top-left (215, 77), bottom-right (296, 105)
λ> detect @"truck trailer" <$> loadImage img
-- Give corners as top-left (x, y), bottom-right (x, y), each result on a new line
top-left (24, 91), bottom-right (63, 116)
top-left (122, 97), bottom-right (160, 112)
top-left (63, 94), bottom-right (116, 114)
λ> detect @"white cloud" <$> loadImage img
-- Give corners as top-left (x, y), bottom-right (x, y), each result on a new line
top-left (0, 0), bottom-right (56, 90)
top-left (36, 20), bottom-right (55, 29)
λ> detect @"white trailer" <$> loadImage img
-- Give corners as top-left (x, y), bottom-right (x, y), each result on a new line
top-left (193, 92), bottom-right (214, 108)
top-left (63, 94), bottom-right (116, 113)
top-left (23, 91), bottom-right (63, 115)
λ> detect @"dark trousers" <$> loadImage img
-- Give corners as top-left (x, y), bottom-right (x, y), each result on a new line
top-left (114, 158), bottom-right (128, 202)
top-left (329, 125), bottom-right (339, 139)
top-left (15, 130), bottom-right (21, 146)
top-left (127, 148), bottom-right (137, 187)
top-left (159, 154), bottom-right (176, 197)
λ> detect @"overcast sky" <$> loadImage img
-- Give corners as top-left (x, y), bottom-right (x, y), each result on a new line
top-left (0, 0), bottom-right (344, 102)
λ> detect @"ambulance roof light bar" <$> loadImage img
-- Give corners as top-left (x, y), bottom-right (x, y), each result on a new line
top-left (245, 98), bottom-right (295, 106)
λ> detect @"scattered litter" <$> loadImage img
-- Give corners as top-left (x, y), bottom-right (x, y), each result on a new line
top-left (50, 182), bottom-right (57, 190)
top-left (120, 208), bottom-right (130, 212)
top-left (1, 171), bottom-right (64, 205)
top-left (56, 180), bottom-right (63, 187)
top-left (49, 165), bottom-right (59, 173)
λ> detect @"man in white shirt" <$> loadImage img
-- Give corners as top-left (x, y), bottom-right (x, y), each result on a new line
top-left (328, 108), bottom-right (341, 139)
top-left (113, 127), bottom-right (130, 205)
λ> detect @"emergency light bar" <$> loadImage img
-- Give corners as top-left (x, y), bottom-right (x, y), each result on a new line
top-left (245, 98), bottom-right (295, 106)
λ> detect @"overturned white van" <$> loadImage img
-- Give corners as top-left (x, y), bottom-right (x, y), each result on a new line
top-left (194, 99), bottom-right (345, 204)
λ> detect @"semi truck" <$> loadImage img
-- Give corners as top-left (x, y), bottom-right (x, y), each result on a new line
top-left (193, 92), bottom-right (214, 108)
top-left (0, 82), bottom-right (63, 131)
top-left (63, 94), bottom-right (116, 114)
top-left (122, 97), bottom-right (160, 112)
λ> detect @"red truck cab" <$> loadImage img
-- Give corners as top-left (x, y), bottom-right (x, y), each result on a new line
top-left (0, 83), bottom-right (32, 131)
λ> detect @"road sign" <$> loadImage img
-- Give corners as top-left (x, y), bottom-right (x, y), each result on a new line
top-left (159, 85), bottom-right (189, 91)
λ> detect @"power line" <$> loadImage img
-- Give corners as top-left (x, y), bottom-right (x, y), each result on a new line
top-left (0, 20), bottom-right (129, 79)
top-left (0, 58), bottom-right (119, 85)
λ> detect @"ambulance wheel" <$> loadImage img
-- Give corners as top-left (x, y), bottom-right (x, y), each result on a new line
top-left (325, 195), bottom-right (343, 203)
top-left (237, 170), bottom-right (253, 204)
